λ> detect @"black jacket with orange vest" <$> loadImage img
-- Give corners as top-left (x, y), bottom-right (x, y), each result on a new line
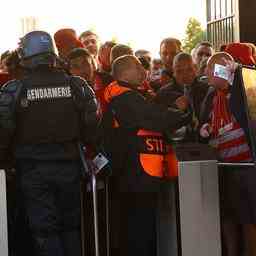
top-left (101, 80), bottom-right (192, 192)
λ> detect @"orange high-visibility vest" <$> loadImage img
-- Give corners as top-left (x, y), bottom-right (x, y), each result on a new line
top-left (104, 81), bottom-right (178, 178)
top-left (137, 130), bottom-right (178, 178)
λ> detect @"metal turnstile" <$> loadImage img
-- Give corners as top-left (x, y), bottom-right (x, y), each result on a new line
top-left (157, 143), bottom-right (221, 256)
top-left (0, 169), bottom-right (8, 256)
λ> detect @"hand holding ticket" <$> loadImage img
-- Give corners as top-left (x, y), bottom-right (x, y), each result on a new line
top-left (214, 64), bottom-right (231, 81)
top-left (214, 61), bottom-right (237, 85)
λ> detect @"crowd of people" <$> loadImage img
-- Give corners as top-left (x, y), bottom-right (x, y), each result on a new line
top-left (0, 27), bottom-right (256, 256)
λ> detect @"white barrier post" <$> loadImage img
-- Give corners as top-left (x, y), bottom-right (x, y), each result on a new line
top-left (178, 160), bottom-right (221, 256)
top-left (0, 170), bottom-right (8, 256)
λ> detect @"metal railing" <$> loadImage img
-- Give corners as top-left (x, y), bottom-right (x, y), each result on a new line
top-left (218, 162), bottom-right (255, 167)
top-left (207, 14), bottom-right (235, 50)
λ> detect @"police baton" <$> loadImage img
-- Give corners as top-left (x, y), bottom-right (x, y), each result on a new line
top-left (78, 143), bottom-right (100, 256)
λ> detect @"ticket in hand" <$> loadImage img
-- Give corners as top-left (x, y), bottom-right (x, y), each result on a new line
top-left (93, 153), bottom-right (109, 171)
top-left (214, 64), bottom-right (230, 81)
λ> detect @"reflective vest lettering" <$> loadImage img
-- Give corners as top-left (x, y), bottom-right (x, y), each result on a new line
top-left (27, 86), bottom-right (72, 101)
top-left (138, 130), bottom-right (178, 178)
top-left (146, 138), bottom-right (164, 153)
top-left (103, 82), bottom-right (178, 179)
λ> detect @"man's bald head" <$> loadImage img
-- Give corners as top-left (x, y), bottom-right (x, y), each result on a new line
top-left (112, 55), bottom-right (135, 76)
top-left (110, 44), bottom-right (134, 65)
top-left (112, 55), bottom-right (146, 87)
top-left (206, 52), bottom-right (234, 89)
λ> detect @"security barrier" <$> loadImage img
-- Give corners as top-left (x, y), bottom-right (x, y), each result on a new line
top-left (2, 159), bottom-right (255, 256)
top-left (177, 160), bottom-right (221, 256)
top-left (0, 170), bottom-right (8, 256)
top-left (157, 143), bottom-right (221, 256)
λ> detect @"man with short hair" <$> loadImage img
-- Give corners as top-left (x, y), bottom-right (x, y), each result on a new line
top-left (151, 37), bottom-right (182, 91)
top-left (193, 41), bottom-right (214, 69)
top-left (102, 54), bottom-right (191, 256)
top-left (135, 49), bottom-right (152, 67)
top-left (154, 52), bottom-right (209, 141)
top-left (79, 30), bottom-right (100, 58)
top-left (160, 38), bottom-right (182, 73)
top-left (68, 48), bottom-right (95, 84)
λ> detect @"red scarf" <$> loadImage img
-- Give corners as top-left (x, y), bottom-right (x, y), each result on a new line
top-left (210, 89), bottom-right (252, 162)
top-left (211, 89), bottom-right (233, 138)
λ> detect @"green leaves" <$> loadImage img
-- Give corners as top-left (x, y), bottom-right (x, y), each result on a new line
top-left (183, 17), bottom-right (206, 54)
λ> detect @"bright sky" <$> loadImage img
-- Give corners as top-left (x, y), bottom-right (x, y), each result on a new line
top-left (0, 0), bottom-right (206, 57)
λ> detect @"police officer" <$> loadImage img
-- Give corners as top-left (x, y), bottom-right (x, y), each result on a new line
top-left (0, 31), bottom-right (98, 256)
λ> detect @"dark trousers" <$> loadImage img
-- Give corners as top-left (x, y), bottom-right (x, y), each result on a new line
top-left (16, 160), bottom-right (82, 256)
top-left (219, 166), bottom-right (256, 223)
top-left (118, 192), bottom-right (157, 256)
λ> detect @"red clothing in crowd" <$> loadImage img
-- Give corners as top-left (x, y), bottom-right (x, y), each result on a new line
top-left (0, 72), bottom-right (11, 87)
top-left (225, 43), bottom-right (256, 66)
top-left (209, 90), bottom-right (252, 162)
top-left (137, 80), bottom-right (154, 97)
top-left (94, 71), bottom-right (113, 114)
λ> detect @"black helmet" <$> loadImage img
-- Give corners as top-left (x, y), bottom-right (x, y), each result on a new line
top-left (18, 31), bottom-right (57, 68)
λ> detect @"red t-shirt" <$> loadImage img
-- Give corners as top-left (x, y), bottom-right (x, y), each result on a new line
top-left (94, 71), bottom-right (113, 114)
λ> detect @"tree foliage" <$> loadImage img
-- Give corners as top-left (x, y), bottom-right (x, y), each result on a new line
top-left (183, 17), bottom-right (206, 53)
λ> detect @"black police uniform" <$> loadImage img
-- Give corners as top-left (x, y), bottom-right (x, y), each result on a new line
top-left (0, 67), bottom-right (98, 256)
